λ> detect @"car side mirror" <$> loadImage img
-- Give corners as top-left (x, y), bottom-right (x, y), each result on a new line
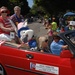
top-left (60, 50), bottom-right (73, 58)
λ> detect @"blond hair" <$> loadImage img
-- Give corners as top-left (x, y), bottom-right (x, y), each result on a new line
top-left (14, 6), bottom-right (21, 11)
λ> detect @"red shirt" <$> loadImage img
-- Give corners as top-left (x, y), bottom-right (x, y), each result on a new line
top-left (0, 16), bottom-right (12, 34)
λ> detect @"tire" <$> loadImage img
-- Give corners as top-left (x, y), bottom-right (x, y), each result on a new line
top-left (0, 65), bottom-right (6, 75)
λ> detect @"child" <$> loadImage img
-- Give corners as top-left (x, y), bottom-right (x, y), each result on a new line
top-left (40, 39), bottom-right (50, 53)
top-left (60, 26), bottom-right (65, 33)
top-left (47, 25), bottom-right (53, 46)
top-left (47, 25), bottom-right (53, 36)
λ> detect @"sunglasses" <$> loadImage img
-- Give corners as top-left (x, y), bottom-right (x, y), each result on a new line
top-left (1, 11), bottom-right (8, 13)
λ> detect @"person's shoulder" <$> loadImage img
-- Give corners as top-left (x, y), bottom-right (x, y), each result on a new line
top-left (52, 22), bottom-right (57, 24)
top-left (10, 14), bottom-right (16, 18)
top-left (20, 15), bottom-right (24, 18)
top-left (0, 16), bottom-right (2, 19)
top-left (10, 14), bottom-right (17, 21)
top-left (0, 16), bottom-right (3, 22)
top-left (6, 16), bottom-right (10, 19)
top-left (51, 41), bottom-right (55, 45)
top-left (47, 29), bottom-right (50, 31)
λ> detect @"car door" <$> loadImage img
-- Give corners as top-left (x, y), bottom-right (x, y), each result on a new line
top-left (0, 44), bottom-right (74, 75)
top-left (24, 49), bottom-right (75, 75)
top-left (0, 45), bottom-right (47, 75)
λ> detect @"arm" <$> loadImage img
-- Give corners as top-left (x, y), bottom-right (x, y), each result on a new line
top-left (62, 45), bottom-right (68, 49)
top-left (0, 23), bottom-right (14, 32)
top-left (40, 49), bottom-right (44, 52)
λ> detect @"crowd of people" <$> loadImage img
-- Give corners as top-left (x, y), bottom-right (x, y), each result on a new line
top-left (0, 6), bottom-right (74, 56)
top-left (40, 13), bottom-right (75, 55)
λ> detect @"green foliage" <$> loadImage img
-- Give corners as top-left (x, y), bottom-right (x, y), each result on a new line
top-left (1, 0), bottom-right (75, 17)
top-left (33, 0), bottom-right (75, 16)
top-left (0, 0), bottom-right (30, 16)
top-left (9, 0), bottom-right (17, 2)
top-left (19, 0), bottom-right (30, 16)
top-left (0, 0), bottom-right (9, 7)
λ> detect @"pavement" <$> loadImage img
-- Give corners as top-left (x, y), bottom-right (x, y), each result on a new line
top-left (28, 22), bottom-right (48, 37)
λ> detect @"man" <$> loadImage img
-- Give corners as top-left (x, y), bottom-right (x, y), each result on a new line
top-left (10, 6), bottom-right (24, 26)
top-left (50, 33), bottom-right (68, 55)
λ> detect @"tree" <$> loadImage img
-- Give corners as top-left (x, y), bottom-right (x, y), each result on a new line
top-left (8, 0), bottom-right (30, 16)
top-left (19, 0), bottom-right (30, 16)
top-left (33, 0), bottom-right (75, 16)
top-left (0, 0), bottom-right (10, 7)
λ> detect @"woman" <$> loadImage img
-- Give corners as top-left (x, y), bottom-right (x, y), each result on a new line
top-left (0, 6), bottom-right (15, 41)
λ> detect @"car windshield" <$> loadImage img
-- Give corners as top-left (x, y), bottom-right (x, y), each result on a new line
top-left (66, 32), bottom-right (75, 44)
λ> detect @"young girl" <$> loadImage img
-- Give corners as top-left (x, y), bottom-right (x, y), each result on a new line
top-left (47, 25), bottom-right (53, 46)
top-left (60, 26), bottom-right (65, 33)
top-left (47, 25), bottom-right (53, 36)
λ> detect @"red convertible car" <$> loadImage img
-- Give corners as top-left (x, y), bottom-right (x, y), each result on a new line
top-left (0, 30), bottom-right (75, 75)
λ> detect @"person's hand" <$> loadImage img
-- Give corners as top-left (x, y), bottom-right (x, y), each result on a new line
top-left (66, 45), bottom-right (68, 48)
top-left (18, 42), bottom-right (29, 48)
top-left (62, 45), bottom-right (68, 49)
top-left (40, 50), bottom-right (44, 52)
top-left (64, 45), bottom-right (68, 49)
top-left (10, 27), bottom-right (15, 31)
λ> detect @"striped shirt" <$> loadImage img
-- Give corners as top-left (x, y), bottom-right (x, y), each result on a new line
top-left (0, 16), bottom-right (12, 34)
top-left (10, 14), bottom-right (24, 26)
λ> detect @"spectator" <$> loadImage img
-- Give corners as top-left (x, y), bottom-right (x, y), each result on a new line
top-left (50, 33), bottom-right (68, 55)
top-left (51, 18), bottom-right (57, 32)
top-left (45, 19), bottom-right (50, 29)
top-left (10, 6), bottom-right (24, 26)
top-left (47, 25), bottom-right (53, 46)
top-left (59, 15), bottom-right (64, 28)
top-left (64, 21), bottom-right (70, 31)
top-left (0, 6), bottom-right (15, 42)
top-left (56, 26), bottom-right (60, 32)
top-left (60, 26), bottom-right (65, 33)
top-left (40, 39), bottom-right (50, 53)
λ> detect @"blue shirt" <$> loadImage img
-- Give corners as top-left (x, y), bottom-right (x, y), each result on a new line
top-left (50, 40), bottom-right (64, 55)
top-left (10, 14), bottom-right (24, 25)
top-left (64, 26), bottom-right (69, 31)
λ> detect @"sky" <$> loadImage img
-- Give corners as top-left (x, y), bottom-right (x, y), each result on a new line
top-left (27, 0), bottom-right (33, 8)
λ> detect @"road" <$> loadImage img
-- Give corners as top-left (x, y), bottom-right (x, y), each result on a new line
top-left (28, 22), bottom-right (48, 37)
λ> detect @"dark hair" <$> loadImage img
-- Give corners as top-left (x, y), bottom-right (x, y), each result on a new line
top-left (45, 39), bottom-right (48, 42)
top-left (53, 35), bottom-right (60, 40)
top-left (52, 32), bottom-right (60, 39)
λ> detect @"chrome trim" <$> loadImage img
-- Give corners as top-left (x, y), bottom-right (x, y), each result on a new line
top-left (5, 64), bottom-right (46, 75)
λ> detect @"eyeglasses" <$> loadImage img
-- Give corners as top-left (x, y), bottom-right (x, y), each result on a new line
top-left (1, 11), bottom-right (7, 13)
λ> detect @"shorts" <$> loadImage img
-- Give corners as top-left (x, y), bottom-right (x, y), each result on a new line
top-left (0, 33), bottom-right (12, 41)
